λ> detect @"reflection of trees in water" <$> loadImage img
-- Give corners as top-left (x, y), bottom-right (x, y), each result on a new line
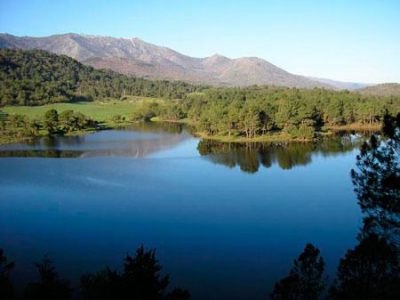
top-left (198, 135), bottom-right (360, 173)
top-left (78, 133), bottom-right (190, 158)
top-left (0, 150), bottom-right (82, 158)
top-left (271, 114), bottom-right (400, 299)
top-left (0, 122), bottom-right (190, 158)
top-left (126, 121), bottom-right (184, 135)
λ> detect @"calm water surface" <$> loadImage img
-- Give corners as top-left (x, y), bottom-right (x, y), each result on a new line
top-left (0, 124), bottom-right (364, 299)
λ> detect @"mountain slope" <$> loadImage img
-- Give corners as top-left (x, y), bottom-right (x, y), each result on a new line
top-left (356, 83), bottom-right (400, 96)
top-left (0, 33), bottom-right (331, 88)
top-left (309, 77), bottom-right (372, 90)
top-left (0, 48), bottom-right (202, 106)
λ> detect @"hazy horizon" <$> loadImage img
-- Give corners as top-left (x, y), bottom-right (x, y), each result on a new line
top-left (1, 0), bottom-right (399, 83)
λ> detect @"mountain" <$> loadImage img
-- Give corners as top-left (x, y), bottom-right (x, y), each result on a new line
top-left (356, 83), bottom-right (400, 97)
top-left (0, 33), bottom-right (331, 89)
top-left (308, 77), bottom-right (372, 90)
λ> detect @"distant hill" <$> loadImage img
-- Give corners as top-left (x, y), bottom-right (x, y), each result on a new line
top-left (0, 48), bottom-right (202, 106)
top-left (357, 83), bottom-right (400, 97)
top-left (308, 77), bottom-right (372, 90)
top-left (0, 33), bottom-right (332, 89)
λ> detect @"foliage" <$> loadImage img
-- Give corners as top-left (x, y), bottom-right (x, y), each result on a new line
top-left (1, 246), bottom-right (189, 300)
top-left (270, 243), bottom-right (326, 300)
top-left (351, 112), bottom-right (400, 238)
top-left (329, 112), bottom-right (400, 299)
top-left (329, 234), bottom-right (400, 300)
top-left (131, 102), bottom-right (160, 121)
top-left (81, 245), bottom-right (189, 300)
top-left (0, 108), bottom-right (98, 143)
top-left (43, 109), bottom-right (59, 134)
top-left (23, 256), bottom-right (71, 300)
top-left (0, 249), bottom-right (15, 300)
top-left (163, 86), bottom-right (400, 139)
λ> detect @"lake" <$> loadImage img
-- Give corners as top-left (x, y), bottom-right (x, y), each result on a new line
top-left (0, 123), bottom-right (364, 299)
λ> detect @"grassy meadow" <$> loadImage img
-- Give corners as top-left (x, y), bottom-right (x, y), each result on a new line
top-left (2, 96), bottom-right (162, 126)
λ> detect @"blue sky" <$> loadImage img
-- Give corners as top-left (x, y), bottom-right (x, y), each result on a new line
top-left (0, 0), bottom-right (399, 83)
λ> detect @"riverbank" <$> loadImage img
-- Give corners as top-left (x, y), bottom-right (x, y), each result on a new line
top-left (154, 119), bottom-right (377, 143)
top-left (326, 123), bottom-right (381, 131)
top-left (0, 99), bottom-right (154, 145)
top-left (193, 131), bottom-right (315, 143)
top-left (1, 100), bottom-right (382, 145)
top-left (3, 123), bottom-right (379, 146)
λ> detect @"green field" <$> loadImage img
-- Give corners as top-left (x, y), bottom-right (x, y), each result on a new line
top-left (2, 96), bottom-right (162, 125)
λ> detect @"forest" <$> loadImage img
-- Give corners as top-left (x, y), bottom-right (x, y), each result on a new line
top-left (156, 87), bottom-right (400, 140)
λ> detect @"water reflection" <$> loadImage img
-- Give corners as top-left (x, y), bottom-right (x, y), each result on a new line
top-left (0, 150), bottom-right (82, 158)
top-left (198, 134), bottom-right (364, 173)
top-left (0, 123), bottom-right (190, 158)
top-left (0, 122), bottom-right (369, 174)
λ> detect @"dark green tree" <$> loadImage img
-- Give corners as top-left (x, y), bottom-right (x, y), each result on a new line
top-left (43, 109), bottom-right (59, 135)
top-left (23, 256), bottom-right (71, 300)
top-left (270, 243), bottom-right (326, 300)
top-left (0, 249), bottom-right (15, 300)
top-left (81, 246), bottom-right (190, 300)
top-left (329, 234), bottom-right (400, 300)
top-left (351, 112), bottom-right (400, 238)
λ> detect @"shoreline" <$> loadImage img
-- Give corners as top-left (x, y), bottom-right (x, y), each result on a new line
top-left (0, 120), bottom-right (381, 146)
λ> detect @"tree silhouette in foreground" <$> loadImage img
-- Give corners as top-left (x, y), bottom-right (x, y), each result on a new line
top-left (0, 246), bottom-right (188, 300)
top-left (23, 256), bottom-right (71, 300)
top-left (0, 249), bottom-right (15, 300)
top-left (81, 245), bottom-right (190, 300)
top-left (351, 112), bottom-right (400, 240)
top-left (270, 243), bottom-right (325, 300)
top-left (329, 233), bottom-right (400, 300)
top-left (328, 112), bottom-right (400, 299)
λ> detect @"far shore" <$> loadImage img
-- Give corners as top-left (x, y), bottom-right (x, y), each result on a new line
top-left (0, 111), bottom-right (381, 146)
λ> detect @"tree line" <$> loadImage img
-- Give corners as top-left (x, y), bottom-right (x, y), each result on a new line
top-left (0, 246), bottom-right (189, 300)
top-left (0, 109), bottom-right (98, 141)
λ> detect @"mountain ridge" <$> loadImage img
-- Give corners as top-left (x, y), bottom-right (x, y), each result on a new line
top-left (0, 33), bottom-right (384, 90)
top-left (357, 83), bottom-right (400, 97)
